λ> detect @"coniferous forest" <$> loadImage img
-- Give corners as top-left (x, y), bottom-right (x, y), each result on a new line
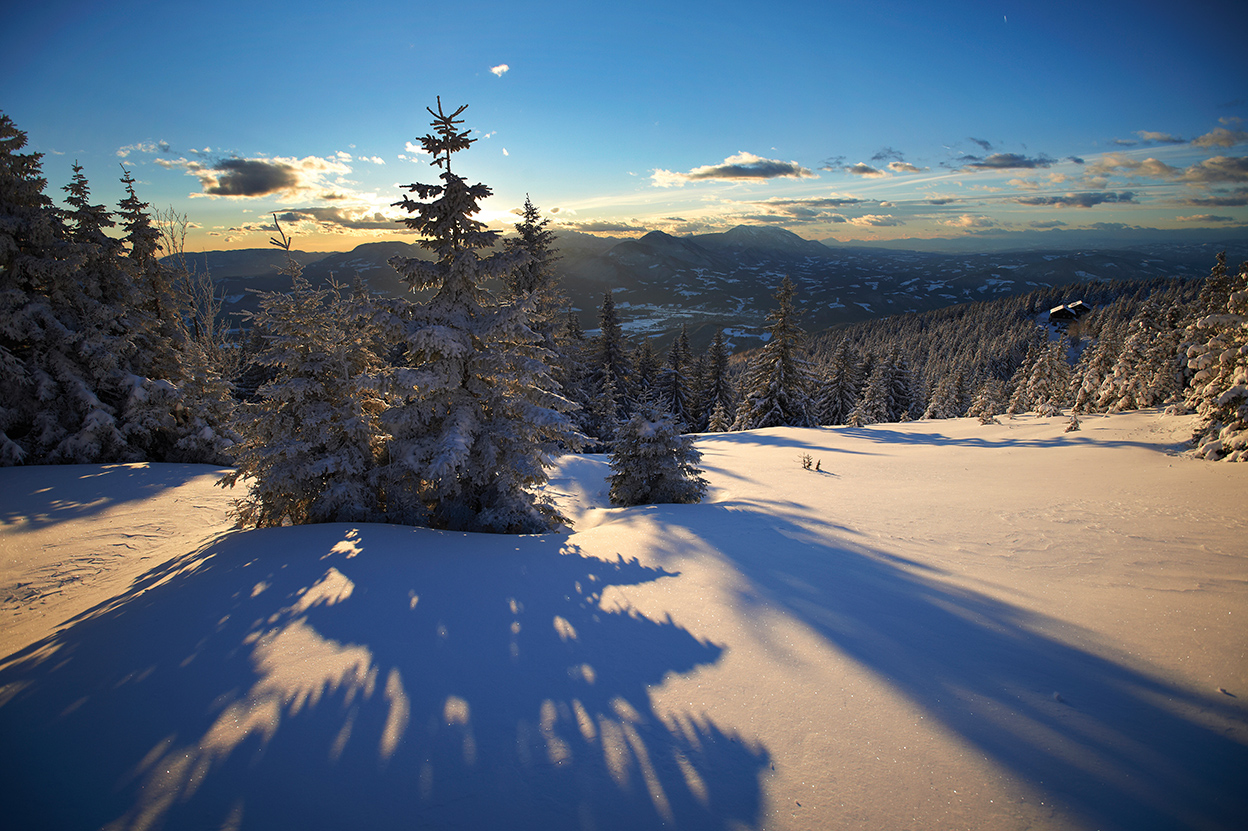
top-left (4, 104), bottom-right (1247, 534)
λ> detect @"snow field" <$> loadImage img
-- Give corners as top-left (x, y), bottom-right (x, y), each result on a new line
top-left (1, 410), bottom-right (1245, 830)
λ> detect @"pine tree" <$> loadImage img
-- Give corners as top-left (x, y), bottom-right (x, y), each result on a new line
top-left (701, 328), bottom-right (736, 427)
top-left (815, 338), bottom-right (859, 425)
top-left (502, 194), bottom-right (564, 349)
top-left (0, 123), bottom-right (138, 465)
top-left (851, 358), bottom-right (893, 425)
top-left (1187, 259), bottom-right (1248, 460)
top-left (658, 325), bottom-right (692, 426)
top-left (379, 99), bottom-right (580, 531)
top-left (607, 401), bottom-right (708, 506)
top-left (594, 290), bottom-right (634, 413)
top-left (1027, 336), bottom-right (1071, 416)
top-left (732, 276), bottom-right (815, 430)
top-left (967, 378), bottom-right (1006, 424)
top-left (221, 224), bottom-right (388, 526)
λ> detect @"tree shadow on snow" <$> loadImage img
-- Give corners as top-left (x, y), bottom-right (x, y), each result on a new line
top-left (0, 462), bottom-right (229, 530)
top-left (649, 505), bottom-right (1247, 831)
top-left (0, 525), bottom-right (768, 831)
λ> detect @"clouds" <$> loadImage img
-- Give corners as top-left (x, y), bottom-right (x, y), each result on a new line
top-left (959, 152), bottom-right (1057, 171)
top-left (156, 155), bottom-right (352, 199)
top-left (1086, 152), bottom-right (1248, 184)
top-left (490, 64), bottom-right (509, 77)
top-left (845, 162), bottom-right (888, 178)
top-left (1015, 191), bottom-right (1136, 208)
top-left (1192, 127), bottom-right (1248, 148)
top-left (275, 206), bottom-right (402, 233)
top-left (651, 151), bottom-right (815, 187)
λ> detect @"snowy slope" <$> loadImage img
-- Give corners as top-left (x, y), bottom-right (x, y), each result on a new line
top-left (1, 411), bottom-right (1245, 831)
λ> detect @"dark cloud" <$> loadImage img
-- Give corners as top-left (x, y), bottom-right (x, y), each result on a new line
top-left (871, 146), bottom-right (906, 163)
top-left (1180, 155), bottom-right (1248, 183)
top-left (1029, 220), bottom-right (1068, 228)
top-left (968, 137), bottom-right (993, 152)
top-left (845, 162), bottom-right (887, 177)
top-left (961, 153), bottom-right (1056, 171)
top-left (653, 151), bottom-right (814, 186)
top-left (926, 197), bottom-right (959, 205)
top-left (1066, 156), bottom-right (1085, 165)
top-left (887, 161), bottom-right (921, 173)
top-left (1015, 191), bottom-right (1136, 208)
top-left (819, 155), bottom-right (846, 171)
top-left (276, 207), bottom-right (401, 231)
top-left (203, 158), bottom-right (301, 196)
top-left (1183, 187), bottom-right (1248, 207)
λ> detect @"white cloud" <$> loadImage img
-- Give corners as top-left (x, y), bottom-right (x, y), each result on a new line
top-left (490, 63), bottom-right (510, 76)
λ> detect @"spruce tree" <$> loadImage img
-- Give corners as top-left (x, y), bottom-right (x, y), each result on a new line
top-left (0, 123), bottom-right (136, 464)
top-left (701, 328), bottom-right (736, 427)
top-left (815, 338), bottom-right (859, 425)
top-left (594, 290), bottom-right (634, 413)
top-left (502, 194), bottom-right (564, 349)
top-left (379, 99), bottom-right (580, 531)
top-left (222, 226), bottom-right (388, 526)
top-left (732, 275), bottom-right (815, 430)
top-left (1187, 259), bottom-right (1248, 460)
top-left (658, 324), bottom-right (692, 426)
top-left (607, 401), bottom-right (708, 506)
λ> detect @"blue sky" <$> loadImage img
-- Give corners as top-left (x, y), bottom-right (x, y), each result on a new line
top-left (3, 0), bottom-right (1245, 251)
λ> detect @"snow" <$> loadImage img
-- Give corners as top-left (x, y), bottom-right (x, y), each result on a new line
top-left (2, 411), bottom-right (1246, 830)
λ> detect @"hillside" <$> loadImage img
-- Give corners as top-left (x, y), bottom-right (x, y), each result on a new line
top-left (2, 411), bottom-right (1245, 831)
top-left (181, 226), bottom-right (1232, 349)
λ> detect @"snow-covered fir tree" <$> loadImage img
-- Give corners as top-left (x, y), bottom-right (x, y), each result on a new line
top-left (607, 400), bottom-right (708, 506)
top-left (700, 328), bottom-right (736, 428)
top-left (0, 121), bottom-right (140, 465)
top-left (593, 290), bottom-right (635, 415)
top-left (967, 378), bottom-right (1006, 424)
top-left (502, 194), bottom-right (564, 350)
top-left (658, 325), bottom-right (692, 427)
top-left (1026, 336), bottom-right (1072, 416)
top-left (732, 276), bottom-right (815, 430)
top-left (633, 337), bottom-right (660, 403)
top-left (850, 358), bottom-right (893, 425)
top-left (1187, 258), bottom-right (1248, 461)
top-left (379, 99), bottom-right (581, 532)
top-left (815, 338), bottom-right (860, 425)
top-left (222, 226), bottom-right (388, 526)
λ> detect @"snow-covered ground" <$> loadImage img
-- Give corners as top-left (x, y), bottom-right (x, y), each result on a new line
top-left (1, 411), bottom-right (1245, 831)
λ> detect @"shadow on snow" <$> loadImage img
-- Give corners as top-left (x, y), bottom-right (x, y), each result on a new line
top-left (643, 502), bottom-right (1246, 831)
top-left (0, 525), bottom-right (767, 831)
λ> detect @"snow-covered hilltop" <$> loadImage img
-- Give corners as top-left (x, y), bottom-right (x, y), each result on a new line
top-left (2, 411), bottom-right (1245, 830)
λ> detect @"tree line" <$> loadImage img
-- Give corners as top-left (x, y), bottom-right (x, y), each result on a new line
top-left (3, 103), bottom-right (1245, 536)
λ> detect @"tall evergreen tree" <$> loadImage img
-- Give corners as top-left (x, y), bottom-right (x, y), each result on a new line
top-left (379, 99), bottom-right (580, 532)
top-left (732, 276), bottom-right (815, 430)
top-left (701, 328), bottom-right (735, 426)
top-left (658, 324), bottom-right (692, 426)
top-left (594, 290), bottom-right (634, 412)
top-left (0, 123), bottom-right (136, 464)
top-left (815, 338), bottom-right (859, 425)
top-left (502, 194), bottom-right (564, 349)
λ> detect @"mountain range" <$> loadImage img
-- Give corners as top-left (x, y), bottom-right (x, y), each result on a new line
top-left (182, 226), bottom-right (1245, 351)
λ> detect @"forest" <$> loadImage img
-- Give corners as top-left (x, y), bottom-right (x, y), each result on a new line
top-left (3, 104), bottom-right (1247, 536)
